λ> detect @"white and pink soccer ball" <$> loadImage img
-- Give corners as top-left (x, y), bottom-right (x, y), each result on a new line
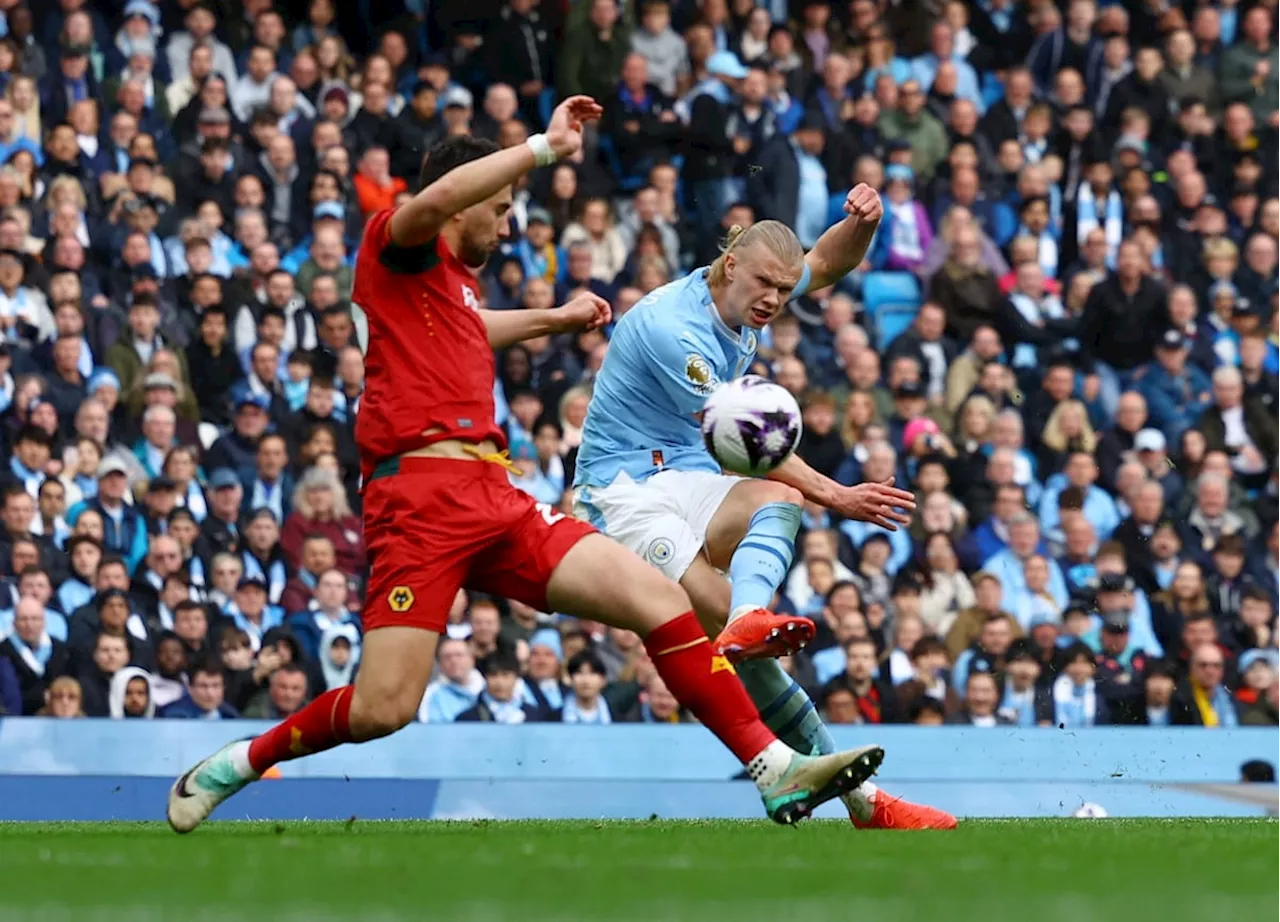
top-left (701, 376), bottom-right (802, 477)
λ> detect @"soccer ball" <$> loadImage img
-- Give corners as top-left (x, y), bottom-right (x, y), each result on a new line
top-left (1072, 803), bottom-right (1109, 819)
top-left (701, 376), bottom-right (802, 476)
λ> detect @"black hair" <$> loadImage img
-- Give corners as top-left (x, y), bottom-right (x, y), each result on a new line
top-left (482, 644), bottom-right (521, 676)
top-left (418, 135), bottom-right (501, 193)
top-left (566, 650), bottom-right (607, 677)
top-left (190, 658), bottom-right (224, 680)
top-left (13, 424), bottom-right (51, 448)
top-left (1241, 760), bottom-right (1276, 783)
top-left (908, 698), bottom-right (946, 722)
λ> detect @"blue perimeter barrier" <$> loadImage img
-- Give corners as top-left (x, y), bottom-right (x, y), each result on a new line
top-left (0, 720), bottom-right (1274, 821)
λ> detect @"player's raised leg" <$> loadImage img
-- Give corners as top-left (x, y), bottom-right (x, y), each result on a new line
top-left (686, 482), bottom-right (955, 829)
top-left (541, 531), bottom-right (883, 824)
top-left (703, 479), bottom-right (814, 660)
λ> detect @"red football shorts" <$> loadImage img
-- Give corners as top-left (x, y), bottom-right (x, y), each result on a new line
top-left (361, 456), bottom-right (595, 633)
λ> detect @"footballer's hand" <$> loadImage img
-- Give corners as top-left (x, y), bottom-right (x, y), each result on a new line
top-left (842, 183), bottom-right (884, 225)
top-left (551, 292), bottom-right (612, 333)
top-left (829, 477), bottom-right (915, 531)
top-left (546, 95), bottom-right (604, 159)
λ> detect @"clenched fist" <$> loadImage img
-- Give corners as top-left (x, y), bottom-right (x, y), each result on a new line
top-left (842, 183), bottom-right (884, 225)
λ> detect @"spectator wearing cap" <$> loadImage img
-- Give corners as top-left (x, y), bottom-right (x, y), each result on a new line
top-left (869, 165), bottom-right (932, 272)
top-left (205, 387), bottom-right (272, 482)
top-left (524, 627), bottom-right (569, 711)
top-left (1135, 328), bottom-right (1214, 443)
top-left (239, 504), bottom-right (289, 605)
top-left (223, 573), bottom-right (286, 651)
top-left (1172, 641), bottom-right (1240, 726)
top-left (68, 458), bottom-right (147, 573)
top-left (199, 468), bottom-right (243, 558)
top-left (515, 207), bottom-right (567, 286)
top-left (1234, 647), bottom-right (1279, 724)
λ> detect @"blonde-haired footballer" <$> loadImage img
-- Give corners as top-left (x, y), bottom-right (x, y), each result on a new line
top-left (574, 186), bottom-right (956, 829)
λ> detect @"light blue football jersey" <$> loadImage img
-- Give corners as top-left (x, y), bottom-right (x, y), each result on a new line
top-left (574, 264), bottom-right (811, 490)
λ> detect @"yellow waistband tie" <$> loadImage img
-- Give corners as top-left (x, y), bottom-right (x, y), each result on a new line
top-left (461, 445), bottom-right (522, 474)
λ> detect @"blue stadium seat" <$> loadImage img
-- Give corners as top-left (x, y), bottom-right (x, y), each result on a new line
top-left (875, 304), bottom-right (918, 351)
top-left (861, 272), bottom-right (922, 351)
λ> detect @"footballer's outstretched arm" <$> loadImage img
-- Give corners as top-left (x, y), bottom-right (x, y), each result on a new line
top-left (479, 292), bottom-right (612, 349)
top-left (766, 452), bottom-right (915, 531)
top-left (802, 183), bottom-right (884, 292)
top-left (388, 96), bottom-right (603, 247)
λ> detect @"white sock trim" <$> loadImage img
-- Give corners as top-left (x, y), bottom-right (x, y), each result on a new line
top-left (747, 740), bottom-right (793, 791)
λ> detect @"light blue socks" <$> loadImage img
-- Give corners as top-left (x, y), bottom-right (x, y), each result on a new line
top-left (738, 659), bottom-right (837, 756)
top-left (728, 502), bottom-right (802, 613)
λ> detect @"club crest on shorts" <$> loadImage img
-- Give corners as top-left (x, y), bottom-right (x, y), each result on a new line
top-left (645, 537), bottom-right (675, 566)
top-left (388, 586), bottom-right (416, 612)
top-left (684, 353), bottom-right (716, 395)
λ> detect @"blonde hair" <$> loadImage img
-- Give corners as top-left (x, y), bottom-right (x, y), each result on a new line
top-left (707, 220), bottom-right (804, 287)
top-left (1041, 399), bottom-right (1098, 453)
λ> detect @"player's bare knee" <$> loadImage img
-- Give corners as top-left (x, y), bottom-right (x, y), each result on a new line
top-left (349, 690), bottom-right (416, 740)
top-left (754, 480), bottom-right (802, 508)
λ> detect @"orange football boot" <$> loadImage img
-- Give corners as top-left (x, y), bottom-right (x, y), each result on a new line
top-left (852, 790), bottom-right (958, 830)
top-left (713, 608), bottom-right (815, 663)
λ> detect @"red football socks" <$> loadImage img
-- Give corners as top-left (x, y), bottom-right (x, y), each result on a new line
top-left (247, 685), bottom-right (354, 775)
top-left (644, 611), bottom-right (776, 764)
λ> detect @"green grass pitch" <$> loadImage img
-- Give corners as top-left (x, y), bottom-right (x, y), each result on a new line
top-left (0, 819), bottom-right (1274, 921)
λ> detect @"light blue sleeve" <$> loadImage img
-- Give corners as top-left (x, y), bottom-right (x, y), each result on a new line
top-left (638, 313), bottom-right (721, 417)
top-left (789, 261), bottom-right (813, 301)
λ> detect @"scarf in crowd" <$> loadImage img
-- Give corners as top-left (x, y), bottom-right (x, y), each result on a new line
top-left (1192, 682), bottom-right (1239, 728)
top-left (562, 695), bottom-right (612, 724)
top-left (1000, 681), bottom-right (1038, 727)
top-left (241, 551), bottom-right (288, 605)
top-left (889, 200), bottom-right (924, 262)
top-left (1053, 673), bottom-right (1097, 727)
top-left (853, 685), bottom-right (883, 724)
top-left (479, 691), bottom-right (527, 724)
top-left (10, 629), bottom-right (52, 676)
top-left (1075, 183), bottom-right (1123, 268)
top-left (223, 603), bottom-right (286, 651)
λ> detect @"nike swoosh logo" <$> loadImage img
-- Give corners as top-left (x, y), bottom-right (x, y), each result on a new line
top-left (175, 770), bottom-right (197, 799)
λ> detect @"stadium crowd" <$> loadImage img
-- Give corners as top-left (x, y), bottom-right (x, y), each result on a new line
top-left (0, 0), bottom-right (1275, 730)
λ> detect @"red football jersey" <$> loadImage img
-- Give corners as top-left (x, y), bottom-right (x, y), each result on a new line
top-left (352, 209), bottom-right (505, 481)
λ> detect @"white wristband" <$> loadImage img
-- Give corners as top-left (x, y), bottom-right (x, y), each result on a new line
top-left (526, 133), bottom-right (557, 168)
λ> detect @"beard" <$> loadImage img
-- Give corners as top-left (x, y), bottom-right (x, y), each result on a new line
top-left (458, 236), bottom-right (495, 269)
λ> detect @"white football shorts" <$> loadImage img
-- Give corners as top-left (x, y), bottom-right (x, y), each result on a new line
top-left (573, 469), bottom-right (741, 581)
